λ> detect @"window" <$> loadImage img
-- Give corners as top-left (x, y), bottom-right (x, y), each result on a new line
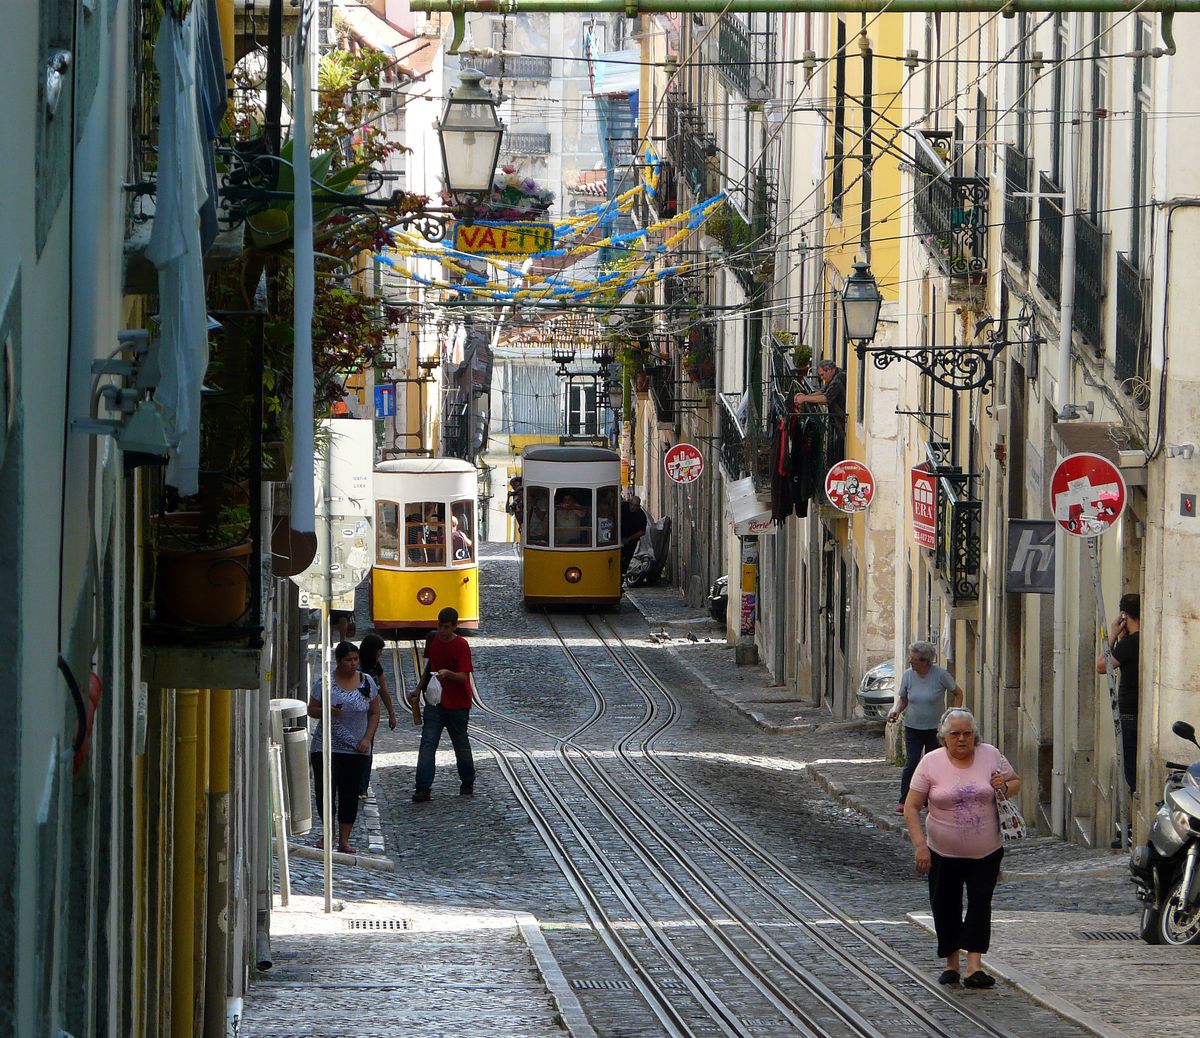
top-left (1015, 15), bottom-right (1029, 152)
top-left (831, 19), bottom-right (847, 218)
top-left (376, 501), bottom-right (400, 563)
top-left (860, 47), bottom-right (874, 250)
top-left (596, 486), bottom-right (618, 546)
top-left (554, 487), bottom-right (593, 547)
top-left (1051, 15), bottom-right (1067, 183)
top-left (567, 381), bottom-right (598, 436)
top-left (404, 502), bottom-right (445, 567)
top-left (1089, 14), bottom-right (1108, 221)
top-left (450, 499), bottom-right (476, 563)
top-left (1131, 18), bottom-right (1152, 266)
top-left (525, 487), bottom-right (550, 547)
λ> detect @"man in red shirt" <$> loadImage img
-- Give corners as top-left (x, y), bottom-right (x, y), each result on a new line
top-left (408, 607), bottom-right (475, 801)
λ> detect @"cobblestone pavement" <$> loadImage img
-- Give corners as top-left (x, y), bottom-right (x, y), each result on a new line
top-left (241, 553), bottom-right (1198, 1038)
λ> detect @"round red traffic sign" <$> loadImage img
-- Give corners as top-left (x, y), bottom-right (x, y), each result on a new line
top-left (665, 442), bottom-right (704, 484)
top-left (825, 460), bottom-right (875, 513)
top-left (1050, 452), bottom-right (1126, 537)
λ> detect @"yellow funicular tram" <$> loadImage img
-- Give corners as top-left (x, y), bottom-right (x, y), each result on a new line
top-left (371, 457), bottom-right (480, 631)
top-left (520, 445), bottom-right (622, 609)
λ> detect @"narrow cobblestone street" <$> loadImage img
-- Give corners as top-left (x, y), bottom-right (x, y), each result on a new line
top-left (238, 548), bottom-right (1194, 1038)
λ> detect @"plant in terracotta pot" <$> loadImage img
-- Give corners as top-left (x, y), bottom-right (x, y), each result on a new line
top-left (152, 502), bottom-right (254, 628)
top-left (792, 343), bottom-right (813, 377)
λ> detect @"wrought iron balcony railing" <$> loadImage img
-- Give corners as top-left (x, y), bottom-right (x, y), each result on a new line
top-left (912, 133), bottom-right (987, 281)
top-left (649, 160), bottom-right (678, 220)
top-left (935, 473), bottom-right (981, 605)
top-left (475, 55), bottom-right (553, 81)
top-left (1115, 252), bottom-right (1149, 398)
top-left (1037, 173), bottom-right (1063, 304)
top-left (718, 392), bottom-right (747, 481)
top-left (666, 91), bottom-right (717, 200)
top-left (649, 363), bottom-right (676, 426)
top-left (1002, 144), bottom-right (1030, 269)
top-left (501, 131), bottom-right (552, 156)
top-left (1073, 211), bottom-right (1105, 352)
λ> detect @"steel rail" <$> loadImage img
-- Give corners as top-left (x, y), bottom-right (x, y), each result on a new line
top-left (587, 613), bottom-right (1027, 1038)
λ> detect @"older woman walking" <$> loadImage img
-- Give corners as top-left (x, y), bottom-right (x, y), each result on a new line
top-left (887, 641), bottom-right (964, 813)
top-left (903, 708), bottom-right (1021, 989)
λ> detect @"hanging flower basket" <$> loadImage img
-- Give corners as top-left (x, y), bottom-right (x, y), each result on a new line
top-left (443, 166), bottom-right (555, 223)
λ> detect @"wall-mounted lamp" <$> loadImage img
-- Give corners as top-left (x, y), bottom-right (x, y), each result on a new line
top-left (1056, 401), bottom-right (1095, 421)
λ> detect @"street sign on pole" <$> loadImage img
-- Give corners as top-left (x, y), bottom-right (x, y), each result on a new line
top-left (665, 442), bottom-right (703, 484)
top-left (1049, 452), bottom-right (1127, 537)
top-left (825, 459), bottom-right (875, 513)
top-left (374, 383), bottom-right (396, 419)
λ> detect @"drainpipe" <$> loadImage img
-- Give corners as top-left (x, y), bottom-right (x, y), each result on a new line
top-left (255, 686), bottom-right (273, 972)
top-left (205, 689), bottom-right (232, 1038)
top-left (1051, 13), bottom-right (1080, 838)
top-left (171, 690), bottom-right (200, 1038)
top-left (193, 692), bottom-right (211, 1035)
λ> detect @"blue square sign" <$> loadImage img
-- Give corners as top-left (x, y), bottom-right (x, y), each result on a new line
top-left (374, 384), bottom-right (396, 419)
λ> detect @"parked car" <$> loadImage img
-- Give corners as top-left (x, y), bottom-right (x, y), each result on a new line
top-left (707, 575), bottom-right (728, 622)
top-left (856, 659), bottom-right (896, 720)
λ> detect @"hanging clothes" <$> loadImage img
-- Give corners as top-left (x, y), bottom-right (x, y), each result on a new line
top-left (769, 416), bottom-right (795, 523)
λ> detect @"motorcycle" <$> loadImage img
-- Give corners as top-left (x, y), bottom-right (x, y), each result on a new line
top-left (1130, 720), bottom-right (1200, 945)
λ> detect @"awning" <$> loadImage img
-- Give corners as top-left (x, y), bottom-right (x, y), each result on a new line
top-left (726, 477), bottom-right (775, 536)
top-left (335, 0), bottom-right (413, 58)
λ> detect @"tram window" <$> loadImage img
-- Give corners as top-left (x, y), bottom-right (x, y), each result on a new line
top-left (525, 487), bottom-right (550, 546)
top-left (451, 499), bottom-right (475, 563)
top-left (404, 502), bottom-right (445, 566)
top-left (554, 487), bottom-right (592, 547)
top-left (377, 501), bottom-right (401, 562)
top-left (596, 486), bottom-right (618, 546)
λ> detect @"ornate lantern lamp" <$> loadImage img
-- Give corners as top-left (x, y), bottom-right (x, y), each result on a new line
top-left (436, 70), bottom-right (505, 196)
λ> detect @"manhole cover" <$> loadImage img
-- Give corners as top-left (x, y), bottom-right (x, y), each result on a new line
top-left (571, 978), bottom-right (633, 990)
top-left (1077, 929), bottom-right (1139, 941)
top-left (345, 919), bottom-right (412, 930)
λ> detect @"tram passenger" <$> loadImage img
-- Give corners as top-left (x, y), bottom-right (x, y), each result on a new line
top-left (619, 495), bottom-right (648, 577)
top-left (554, 490), bottom-right (588, 545)
top-left (408, 607), bottom-right (476, 801)
top-left (505, 476), bottom-right (524, 529)
top-left (525, 488), bottom-right (550, 546)
top-left (450, 513), bottom-right (473, 561)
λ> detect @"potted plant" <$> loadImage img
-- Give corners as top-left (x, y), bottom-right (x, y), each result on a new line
top-left (153, 503), bottom-right (253, 627)
top-left (792, 343), bottom-right (813, 377)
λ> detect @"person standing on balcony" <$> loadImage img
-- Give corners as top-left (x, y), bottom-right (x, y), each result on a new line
top-left (793, 358), bottom-right (846, 463)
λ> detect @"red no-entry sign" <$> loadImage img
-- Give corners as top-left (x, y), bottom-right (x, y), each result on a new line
top-left (1050, 452), bottom-right (1126, 537)
top-left (665, 442), bottom-right (704, 484)
top-left (825, 460), bottom-right (875, 513)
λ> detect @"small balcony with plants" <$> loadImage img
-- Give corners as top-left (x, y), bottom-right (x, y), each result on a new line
top-left (934, 472), bottom-right (981, 607)
top-left (912, 131), bottom-right (987, 293)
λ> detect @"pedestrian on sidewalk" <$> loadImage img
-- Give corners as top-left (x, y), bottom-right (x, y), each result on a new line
top-left (357, 634), bottom-right (398, 797)
top-left (887, 641), bottom-right (964, 813)
top-left (407, 607), bottom-right (475, 802)
top-left (1096, 592), bottom-right (1140, 798)
top-left (308, 641), bottom-right (380, 853)
top-left (903, 708), bottom-right (1021, 990)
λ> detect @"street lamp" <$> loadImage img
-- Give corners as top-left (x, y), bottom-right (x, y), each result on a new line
top-left (551, 341), bottom-right (577, 375)
top-left (437, 70), bottom-right (505, 196)
top-left (841, 260), bottom-right (1041, 393)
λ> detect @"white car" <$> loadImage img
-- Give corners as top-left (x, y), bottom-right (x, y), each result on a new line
top-left (856, 660), bottom-right (896, 720)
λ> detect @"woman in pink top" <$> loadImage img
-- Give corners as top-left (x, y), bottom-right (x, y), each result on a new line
top-left (903, 708), bottom-right (1021, 989)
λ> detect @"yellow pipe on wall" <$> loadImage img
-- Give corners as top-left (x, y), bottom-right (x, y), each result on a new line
top-left (216, 0), bottom-right (235, 78)
top-left (209, 689), bottom-right (232, 794)
top-left (192, 692), bottom-right (212, 1035)
top-left (171, 690), bottom-right (199, 1038)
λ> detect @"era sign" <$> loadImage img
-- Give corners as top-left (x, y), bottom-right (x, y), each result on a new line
top-left (665, 442), bottom-right (704, 484)
top-left (826, 460), bottom-right (875, 513)
top-left (1050, 452), bottom-right (1126, 538)
top-left (911, 464), bottom-right (937, 548)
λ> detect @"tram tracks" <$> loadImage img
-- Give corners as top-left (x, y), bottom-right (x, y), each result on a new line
top-left (462, 611), bottom-right (1026, 1038)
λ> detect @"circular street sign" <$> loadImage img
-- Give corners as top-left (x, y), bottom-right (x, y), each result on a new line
top-left (665, 442), bottom-right (704, 484)
top-left (825, 460), bottom-right (876, 513)
top-left (1050, 452), bottom-right (1127, 538)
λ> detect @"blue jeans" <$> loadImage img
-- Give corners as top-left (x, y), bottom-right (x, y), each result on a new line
top-left (415, 704), bottom-right (475, 791)
top-left (900, 726), bottom-right (941, 803)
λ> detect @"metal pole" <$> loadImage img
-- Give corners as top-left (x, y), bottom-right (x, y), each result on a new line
top-left (322, 439), bottom-right (334, 912)
top-left (412, 0), bottom-right (1195, 14)
top-left (1089, 537), bottom-right (1130, 849)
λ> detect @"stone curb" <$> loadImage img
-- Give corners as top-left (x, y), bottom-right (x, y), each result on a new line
top-left (287, 843), bottom-right (395, 872)
top-left (906, 913), bottom-right (1134, 1038)
top-left (516, 914), bottom-right (601, 1038)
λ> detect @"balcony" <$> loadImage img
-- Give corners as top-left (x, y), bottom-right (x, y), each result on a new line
top-left (718, 393), bottom-right (747, 481)
top-left (502, 131), bottom-right (552, 157)
top-left (935, 473), bottom-right (981, 606)
top-left (1073, 212), bottom-right (1105, 352)
top-left (666, 92), bottom-right (717, 200)
top-left (648, 363), bottom-right (676, 427)
top-left (912, 133), bottom-right (987, 283)
top-left (1037, 173), bottom-right (1063, 304)
top-left (649, 161), bottom-right (678, 220)
top-left (1115, 252), bottom-right (1149, 398)
top-left (1002, 145), bottom-right (1030, 269)
top-left (475, 55), bottom-right (553, 81)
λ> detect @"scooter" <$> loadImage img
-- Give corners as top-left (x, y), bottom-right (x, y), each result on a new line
top-left (1130, 720), bottom-right (1200, 945)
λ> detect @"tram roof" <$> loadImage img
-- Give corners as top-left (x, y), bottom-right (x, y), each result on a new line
top-left (522, 446), bottom-right (619, 464)
top-left (376, 457), bottom-right (476, 474)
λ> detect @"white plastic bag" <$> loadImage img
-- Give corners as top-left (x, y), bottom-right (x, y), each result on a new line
top-left (423, 673), bottom-right (442, 707)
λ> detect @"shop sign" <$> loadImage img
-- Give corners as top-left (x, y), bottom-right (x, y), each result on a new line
top-left (1006, 519), bottom-right (1056, 594)
top-left (453, 222), bottom-right (554, 256)
top-left (825, 459), bottom-right (875, 513)
top-left (911, 464), bottom-right (937, 548)
top-left (1050, 452), bottom-right (1126, 538)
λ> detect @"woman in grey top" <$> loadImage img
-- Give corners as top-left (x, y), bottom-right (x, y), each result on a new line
top-left (887, 641), bottom-right (964, 813)
top-left (309, 641), bottom-right (380, 852)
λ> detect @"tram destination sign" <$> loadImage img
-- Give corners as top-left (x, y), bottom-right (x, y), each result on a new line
top-left (453, 221), bottom-right (554, 256)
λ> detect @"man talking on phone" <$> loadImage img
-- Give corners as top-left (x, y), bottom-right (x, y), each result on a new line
top-left (1097, 592), bottom-right (1140, 800)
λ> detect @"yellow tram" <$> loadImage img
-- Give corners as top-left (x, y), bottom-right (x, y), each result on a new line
top-left (520, 445), bottom-right (622, 608)
top-left (371, 458), bottom-right (480, 631)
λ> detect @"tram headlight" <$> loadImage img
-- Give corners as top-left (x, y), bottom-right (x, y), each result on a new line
top-left (416, 586), bottom-right (437, 606)
top-left (564, 566), bottom-right (582, 584)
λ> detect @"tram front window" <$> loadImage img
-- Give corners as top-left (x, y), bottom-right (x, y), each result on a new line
top-left (596, 486), bottom-right (618, 546)
top-left (377, 501), bottom-right (400, 562)
top-left (451, 499), bottom-right (475, 563)
top-left (525, 487), bottom-right (550, 546)
top-left (554, 488), bottom-right (592, 547)
top-left (405, 502), bottom-right (446, 566)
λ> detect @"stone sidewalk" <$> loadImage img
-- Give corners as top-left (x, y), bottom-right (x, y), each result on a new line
top-left (628, 583), bottom-right (1197, 1038)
